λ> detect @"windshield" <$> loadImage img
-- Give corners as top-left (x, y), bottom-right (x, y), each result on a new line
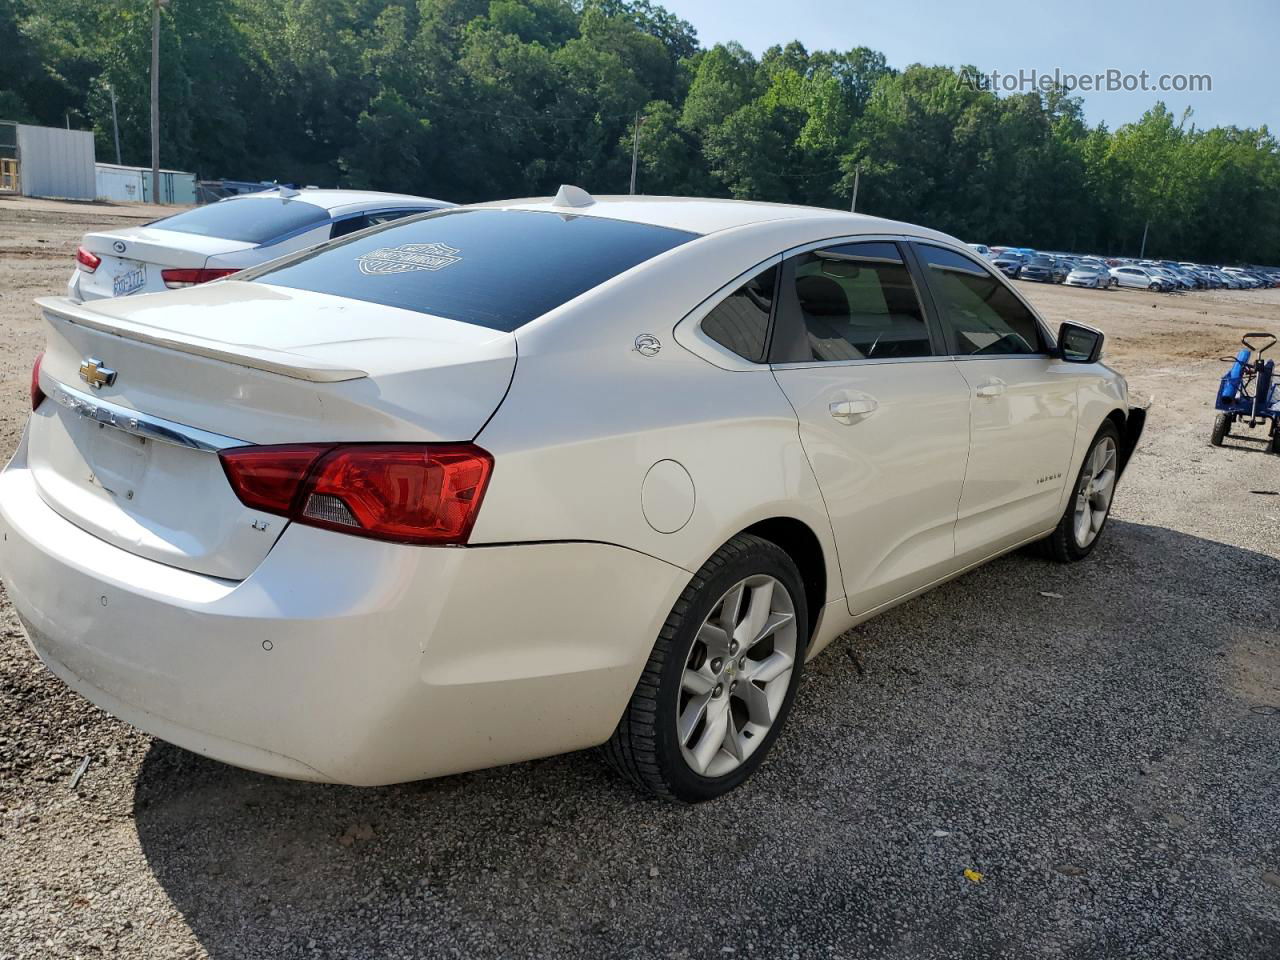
top-left (150, 197), bottom-right (330, 244)
top-left (252, 208), bottom-right (698, 331)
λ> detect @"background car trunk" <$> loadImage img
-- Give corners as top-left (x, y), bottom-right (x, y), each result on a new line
top-left (75, 226), bottom-right (256, 300)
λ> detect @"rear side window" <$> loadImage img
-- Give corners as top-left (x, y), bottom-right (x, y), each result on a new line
top-left (916, 244), bottom-right (1045, 356)
top-left (781, 241), bottom-right (932, 362)
top-left (701, 265), bottom-right (778, 362)
top-left (151, 198), bottom-right (329, 244)
top-left (254, 209), bottom-right (697, 332)
top-left (330, 209), bottom-right (426, 240)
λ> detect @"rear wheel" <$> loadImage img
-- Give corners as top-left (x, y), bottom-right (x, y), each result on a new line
top-left (1041, 422), bottom-right (1121, 563)
top-left (603, 534), bottom-right (807, 802)
top-left (1269, 426), bottom-right (1280, 455)
top-left (1211, 412), bottom-right (1232, 446)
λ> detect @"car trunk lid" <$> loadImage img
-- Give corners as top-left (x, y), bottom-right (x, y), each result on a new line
top-left (29, 282), bottom-right (516, 580)
top-left (77, 225), bottom-right (257, 300)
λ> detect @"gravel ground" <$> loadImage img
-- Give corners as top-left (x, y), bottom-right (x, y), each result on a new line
top-left (1, 198), bottom-right (1279, 959)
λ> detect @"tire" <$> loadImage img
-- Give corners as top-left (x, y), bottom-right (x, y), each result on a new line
top-left (1149, 282), bottom-right (1161, 291)
top-left (1211, 412), bottom-right (1231, 447)
top-left (1268, 428), bottom-right (1280, 455)
top-left (602, 533), bottom-right (808, 802)
top-left (1039, 421), bottom-right (1122, 563)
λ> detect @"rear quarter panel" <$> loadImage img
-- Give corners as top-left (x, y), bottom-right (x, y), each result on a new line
top-left (469, 223), bottom-right (850, 605)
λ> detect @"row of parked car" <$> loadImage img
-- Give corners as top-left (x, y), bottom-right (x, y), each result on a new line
top-left (966, 244), bottom-right (1280, 293)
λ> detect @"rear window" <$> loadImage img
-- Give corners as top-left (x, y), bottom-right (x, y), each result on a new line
top-left (151, 198), bottom-right (329, 244)
top-left (251, 209), bottom-right (698, 331)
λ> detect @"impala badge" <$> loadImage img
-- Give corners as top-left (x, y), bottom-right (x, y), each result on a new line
top-left (78, 358), bottom-right (117, 390)
top-left (634, 334), bottom-right (661, 357)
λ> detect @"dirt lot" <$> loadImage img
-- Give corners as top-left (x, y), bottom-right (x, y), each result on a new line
top-left (1, 197), bottom-right (1278, 959)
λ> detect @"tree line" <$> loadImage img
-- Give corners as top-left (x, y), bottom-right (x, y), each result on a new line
top-left (3, 0), bottom-right (1279, 264)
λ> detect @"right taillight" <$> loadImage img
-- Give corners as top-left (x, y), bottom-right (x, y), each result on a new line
top-left (161, 267), bottom-right (240, 289)
top-left (218, 443), bottom-right (494, 545)
top-left (30, 352), bottom-right (45, 411)
top-left (76, 246), bottom-right (101, 273)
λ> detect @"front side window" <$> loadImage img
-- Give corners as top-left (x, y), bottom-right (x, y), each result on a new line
top-left (916, 244), bottom-right (1045, 356)
top-left (251, 209), bottom-right (697, 331)
top-left (781, 241), bottom-right (932, 362)
top-left (700, 264), bottom-right (778, 362)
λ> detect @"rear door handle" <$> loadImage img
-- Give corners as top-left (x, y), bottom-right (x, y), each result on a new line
top-left (829, 397), bottom-right (878, 424)
top-left (975, 378), bottom-right (1007, 399)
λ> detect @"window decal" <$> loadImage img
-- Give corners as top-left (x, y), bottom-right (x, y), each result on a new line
top-left (357, 242), bottom-right (461, 276)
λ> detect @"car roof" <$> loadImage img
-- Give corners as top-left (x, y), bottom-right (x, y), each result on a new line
top-left (468, 193), bottom-right (959, 243)
top-left (231, 188), bottom-right (451, 215)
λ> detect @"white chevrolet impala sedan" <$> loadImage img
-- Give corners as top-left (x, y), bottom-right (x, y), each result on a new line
top-left (3, 189), bottom-right (1145, 801)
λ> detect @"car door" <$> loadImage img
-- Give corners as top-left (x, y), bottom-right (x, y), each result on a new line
top-left (910, 242), bottom-right (1080, 562)
top-left (768, 239), bottom-right (973, 615)
top-left (1114, 267), bottom-right (1140, 289)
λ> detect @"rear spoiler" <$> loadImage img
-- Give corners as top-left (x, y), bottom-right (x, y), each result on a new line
top-left (36, 296), bottom-right (368, 383)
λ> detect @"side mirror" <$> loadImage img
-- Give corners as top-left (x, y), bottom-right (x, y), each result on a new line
top-left (1058, 321), bottom-right (1104, 364)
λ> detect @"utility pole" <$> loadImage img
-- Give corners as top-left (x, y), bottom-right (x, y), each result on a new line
top-left (1139, 219), bottom-right (1149, 259)
top-left (109, 86), bottom-right (122, 165)
top-left (850, 165), bottom-right (861, 213)
top-left (629, 112), bottom-right (645, 195)
top-left (150, 0), bottom-right (166, 204)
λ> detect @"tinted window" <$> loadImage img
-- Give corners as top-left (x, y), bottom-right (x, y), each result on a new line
top-left (917, 244), bottom-right (1045, 356)
top-left (330, 215), bottom-right (369, 240)
top-left (254, 209), bottom-right (697, 331)
top-left (151, 198), bottom-right (329, 244)
top-left (701, 265), bottom-right (777, 362)
top-left (784, 242), bottom-right (931, 362)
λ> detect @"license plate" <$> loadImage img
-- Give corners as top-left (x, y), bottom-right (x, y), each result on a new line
top-left (87, 423), bottom-right (150, 499)
top-left (112, 266), bottom-right (147, 297)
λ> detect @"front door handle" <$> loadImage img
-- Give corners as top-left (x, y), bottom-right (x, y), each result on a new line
top-left (974, 378), bottom-right (1007, 399)
top-left (830, 397), bottom-right (878, 424)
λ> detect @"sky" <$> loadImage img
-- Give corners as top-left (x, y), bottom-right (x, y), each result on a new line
top-left (665, 0), bottom-right (1277, 132)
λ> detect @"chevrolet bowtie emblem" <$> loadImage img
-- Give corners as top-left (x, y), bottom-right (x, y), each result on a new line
top-left (78, 358), bottom-right (117, 390)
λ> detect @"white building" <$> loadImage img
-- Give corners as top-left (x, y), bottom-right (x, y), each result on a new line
top-left (0, 121), bottom-right (95, 200)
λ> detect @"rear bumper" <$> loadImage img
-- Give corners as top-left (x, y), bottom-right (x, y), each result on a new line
top-left (0, 439), bottom-right (688, 785)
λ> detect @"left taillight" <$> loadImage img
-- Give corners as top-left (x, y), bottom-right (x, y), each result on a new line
top-left (218, 443), bottom-right (494, 546)
top-left (161, 267), bottom-right (240, 289)
top-left (30, 352), bottom-right (45, 411)
top-left (76, 246), bottom-right (100, 272)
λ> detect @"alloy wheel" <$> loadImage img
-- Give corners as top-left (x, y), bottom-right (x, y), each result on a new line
top-left (676, 574), bottom-right (798, 778)
top-left (1073, 435), bottom-right (1117, 547)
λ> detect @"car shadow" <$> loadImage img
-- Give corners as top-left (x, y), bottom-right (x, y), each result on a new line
top-left (133, 519), bottom-right (1280, 959)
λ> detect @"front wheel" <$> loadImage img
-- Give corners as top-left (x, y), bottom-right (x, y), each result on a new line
top-left (1211, 412), bottom-right (1231, 446)
top-left (1040, 422), bottom-right (1121, 563)
top-left (603, 534), bottom-right (807, 802)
